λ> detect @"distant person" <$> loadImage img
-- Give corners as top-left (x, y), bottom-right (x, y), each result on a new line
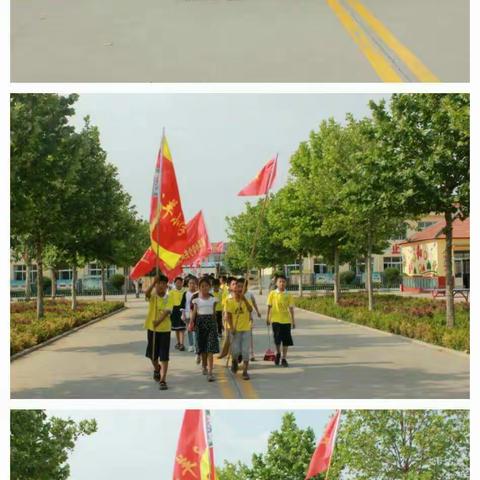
top-left (244, 279), bottom-right (261, 361)
top-left (136, 278), bottom-right (143, 298)
top-left (170, 276), bottom-right (186, 351)
top-left (212, 278), bottom-right (224, 337)
top-left (180, 277), bottom-right (198, 353)
top-left (191, 277), bottom-right (219, 382)
top-left (266, 274), bottom-right (295, 367)
top-left (225, 277), bottom-right (253, 380)
top-left (144, 274), bottom-right (174, 390)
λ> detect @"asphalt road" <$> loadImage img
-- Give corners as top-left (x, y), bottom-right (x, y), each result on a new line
top-left (11, 0), bottom-right (469, 82)
top-left (10, 294), bottom-right (469, 399)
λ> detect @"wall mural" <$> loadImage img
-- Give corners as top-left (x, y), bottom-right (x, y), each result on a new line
top-left (402, 241), bottom-right (438, 276)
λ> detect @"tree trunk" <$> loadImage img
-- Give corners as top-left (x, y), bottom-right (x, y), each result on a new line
top-left (100, 264), bottom-right (106, 302)
top-left (124, 266), bottom-right (128, 303)
top-left (298, 257), bottom-right (303, 297)
top-left (36, 245), bottom-right (44, 320)
top-left (258, 268), bottom-right (263, 295)
top-left (366, 230), bottom-right (374, 311)
top-left (25, 262), bottom-right (32, 301)
top-left (71, 264), bottom-right (78, 310)
top-left (51, 269), bottom-right (57, 299)
top-left (333, 245), bottom-right (341, 304)
top-left (445, 211), bottom-right (455, 328)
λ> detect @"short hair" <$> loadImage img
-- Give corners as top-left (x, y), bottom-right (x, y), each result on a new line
top-left (174, 276), bottom-right (183, 283)
top-left (227, 276), bottom-right (237, 284)
top-left (220, 275), bottom-right (227, 282)
top-left (157, 275), bottom-right (169, 284)
top-left (188, 276), bottom-right (198, 284)
top-left (276, 274), bottom-right (287, 281)
top-left (212, 278), bottom-right (220, 287)
top-left (236, 277), bottom-right (246, 285)
top-left (199, 277), bottom-right (211, 288)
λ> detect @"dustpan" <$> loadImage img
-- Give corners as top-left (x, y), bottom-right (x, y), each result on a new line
top-left (264, 323), bottom-right (276, 362)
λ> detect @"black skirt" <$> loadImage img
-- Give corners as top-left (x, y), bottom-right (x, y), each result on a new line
top-left (171, 305), bottom-right (186, 331)
top-left (195, 314), bottom-right (220, 354)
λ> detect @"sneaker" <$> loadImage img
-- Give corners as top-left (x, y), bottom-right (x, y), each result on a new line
top-left (275, 353), bottom-right (281, 366)
top-left (159, 381), bottom-right (168, 390)
top-left (179, 344), bottom-right (185, 351)
top-left (188, 346), bottom-right (194, 352)
top-left (281, 358), bottom-right (289, 368)
top-left (207, 374), bottom-right (215, 382)
top-left (153, 370), bottom-right (160, 382)
top-left (174, 343), bottom-right (180, 350)
top-left (202, 367), bottom-right (208, 375)
top-left (196, 355), bottom-right (201, 365)
top-left (242, 372), bottom-right (250, 380)
top-left (231, 359), bottom-right (239, 373)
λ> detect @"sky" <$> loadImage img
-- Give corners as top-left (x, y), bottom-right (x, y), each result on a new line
top-left (70, 93), bottom-right (389, 241)
top-left (48, 409), bottom-right (333, 479)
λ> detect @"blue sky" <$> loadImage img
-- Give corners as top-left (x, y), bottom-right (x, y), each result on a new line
top-left (48, 409), bottom-right (333, 479)
top-left (71, 94), bottom-right (388, 240)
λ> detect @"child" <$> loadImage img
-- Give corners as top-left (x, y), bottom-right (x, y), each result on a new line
top-left (217, 276), bottom-right (237, 359)
top-left (225, 277), bottom-right (253, 380)
top-left (244, 279), bottom-right (261, 361)
top-left (212, 278), bottom-right (224, 337)
top-left (170, 276), bottom-right (186, 351)
top-left (180, 277), bottom-right (198, 353)
top-left (144, 274), bottom-right (174, 390)
top-left (266, 274), bottom-right (295, 367)
top-left (191, 277), bottom-right (219, 382)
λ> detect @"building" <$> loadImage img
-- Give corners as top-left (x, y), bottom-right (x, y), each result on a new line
top-left (400, 217), bottom-right (470, 292)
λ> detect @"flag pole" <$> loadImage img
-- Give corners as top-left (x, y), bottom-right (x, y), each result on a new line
top-left (152, 128), bottom-right (166, 366)
top-left (324, 410), bottom-right (342, 480)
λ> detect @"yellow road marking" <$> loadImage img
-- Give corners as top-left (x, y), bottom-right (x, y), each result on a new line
top-left (214, 357), bottom-right (236, 399)
top-left (346, 0), bottom-right (439, 82)
top-left (238, 372), bottom-right (260, 399)
top-left (326, 0), bottom-right (402, 82)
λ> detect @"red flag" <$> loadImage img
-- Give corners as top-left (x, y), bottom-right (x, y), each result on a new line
top-left (150, 135), bottom-right (188, 269)
top-left (238, 156), bottom-right (278, 196)
top-left (131, 211), bottom-right (211, 281)
top-left (173, 410), bottom-right (213, 480)
top-left (211, 242), bottom-right (224, 254)
top-left (305, 411), bottom-right (341, 479)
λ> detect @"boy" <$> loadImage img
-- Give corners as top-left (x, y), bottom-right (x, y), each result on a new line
top-left (170, 276), bottom-right (186, 351)
top-left (266, 274), bottom-right (295, 367)
top-left (144, 274), bottom-right (174, 390)
top-left (225, 277), bottom-right (253, 380)
top-left (212, 278), bottom-right (224, 337)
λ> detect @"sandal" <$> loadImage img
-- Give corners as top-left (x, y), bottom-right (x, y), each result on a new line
top-left (159, 381), bottom-right (168, 390)
top-left (153, 370), bottom-right (160, 382)
top-left (242, 372), bottom-right (250, 381)
top-left (202, 367), bottom-right (208, 375)
top-left (207, 374), bottom-right (215, 382)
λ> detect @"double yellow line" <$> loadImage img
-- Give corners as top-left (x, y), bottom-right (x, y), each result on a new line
top-left (326, 0), bottom-right (439, 82)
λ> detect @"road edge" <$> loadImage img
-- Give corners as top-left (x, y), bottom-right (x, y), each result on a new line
top-left (10, 306), bottom-right (128, 361)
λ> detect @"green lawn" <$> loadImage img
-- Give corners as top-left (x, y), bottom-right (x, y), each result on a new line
top-left (295, 293), bottom-right (469, 353)
top-left (11, 299), bottom-right (124, 355)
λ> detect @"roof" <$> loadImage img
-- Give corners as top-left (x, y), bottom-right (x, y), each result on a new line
top-left (402, 217), bottom-right (469, 244)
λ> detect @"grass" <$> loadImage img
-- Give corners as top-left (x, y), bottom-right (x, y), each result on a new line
top-left (11, 299), bottom-right (124, 355)
top-left (295, 293), bottom-right (469, 353)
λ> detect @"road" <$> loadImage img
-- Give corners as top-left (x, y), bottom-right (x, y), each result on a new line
top-left (10, 294), bottom-right (469, 399)
top-left (11, 0), bottom-right (469, 82)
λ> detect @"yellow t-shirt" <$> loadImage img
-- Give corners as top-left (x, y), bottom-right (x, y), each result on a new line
top-left (169, 287), bottom-right (185, 307)
top-left (212, 290), bottom-right (223, 312)
top-left (221, 288), bottom-right (231, 308)
top-left (225, 297), bottom-right (252, 332)
top-left (267, 289), bottom-right (294, 324)
top-left (144, 291), bottom-right (174, 332)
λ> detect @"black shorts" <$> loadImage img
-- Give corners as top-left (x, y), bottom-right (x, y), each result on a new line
top-left (145, 330), bottom-right (171, 362)
top-left (272, 323), bottom-right (293, 347)
top-left (215, 311), bottom-right (223, 334)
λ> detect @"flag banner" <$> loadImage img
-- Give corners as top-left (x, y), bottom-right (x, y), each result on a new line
top-left (211, 241), bottom-right (224, 254)
top-left (150, 135), bottom-right (188, 269)
top-left (131, 211), bottom-right (211, 280)
top-left (238, 156), bottom-right (278, 196)
top-left (305, 411), bottom-right (341, 479)
top-left (205, 410), bottom-right (216, 480)
top-left (173, 410), bottom-right (213, 480)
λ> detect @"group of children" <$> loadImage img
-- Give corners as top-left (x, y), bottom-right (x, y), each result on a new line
top-left (143, 272), bottom-right (295, 391)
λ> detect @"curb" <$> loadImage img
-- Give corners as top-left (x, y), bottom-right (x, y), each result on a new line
top-left (11, 306), bottom-right (128, 361)
top-left (294, 306), bottom-right (470, 359)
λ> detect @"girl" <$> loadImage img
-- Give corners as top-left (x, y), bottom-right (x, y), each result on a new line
top-left (191, 277), bottom-right (219, 382)
top-left (180, 277), bottom-right (198, 353)
top-left (170, 276), bottom-right (186, 351)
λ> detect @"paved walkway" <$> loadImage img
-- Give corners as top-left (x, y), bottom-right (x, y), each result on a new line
top-left (11, 294), bottom-right (469, 399)
top-left (11, 0), bottom-right (468, 82)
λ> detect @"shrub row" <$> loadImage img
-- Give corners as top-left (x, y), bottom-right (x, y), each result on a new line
top-left (11, 299), bottom-right (124, 355)
top-left (295, 294), bottom-right (469, 353)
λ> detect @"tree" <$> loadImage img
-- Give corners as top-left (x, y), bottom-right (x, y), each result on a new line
top-left (11, 94), bottom-right (79, 318)
top-left (370, 94), bottom-right (470, 326)
top-left (11, 410), bottom-right (97, 480)
top-left (330, 410), bottom-right (469, 480)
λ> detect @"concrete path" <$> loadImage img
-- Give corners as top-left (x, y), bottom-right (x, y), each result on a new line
top-left (11, 0), bottom-right (469, 82)
top-left (10, 294), bottom-right (469, 399)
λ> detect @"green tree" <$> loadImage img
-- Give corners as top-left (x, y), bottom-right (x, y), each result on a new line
top-left (370, 93), bottom-right (470, 326)
top-left (11, 410), bottom-right (97, 480)
top-left (330, 410), bottom-right (469, 480)
top-left (11, 94), bottom-right (79, 318)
